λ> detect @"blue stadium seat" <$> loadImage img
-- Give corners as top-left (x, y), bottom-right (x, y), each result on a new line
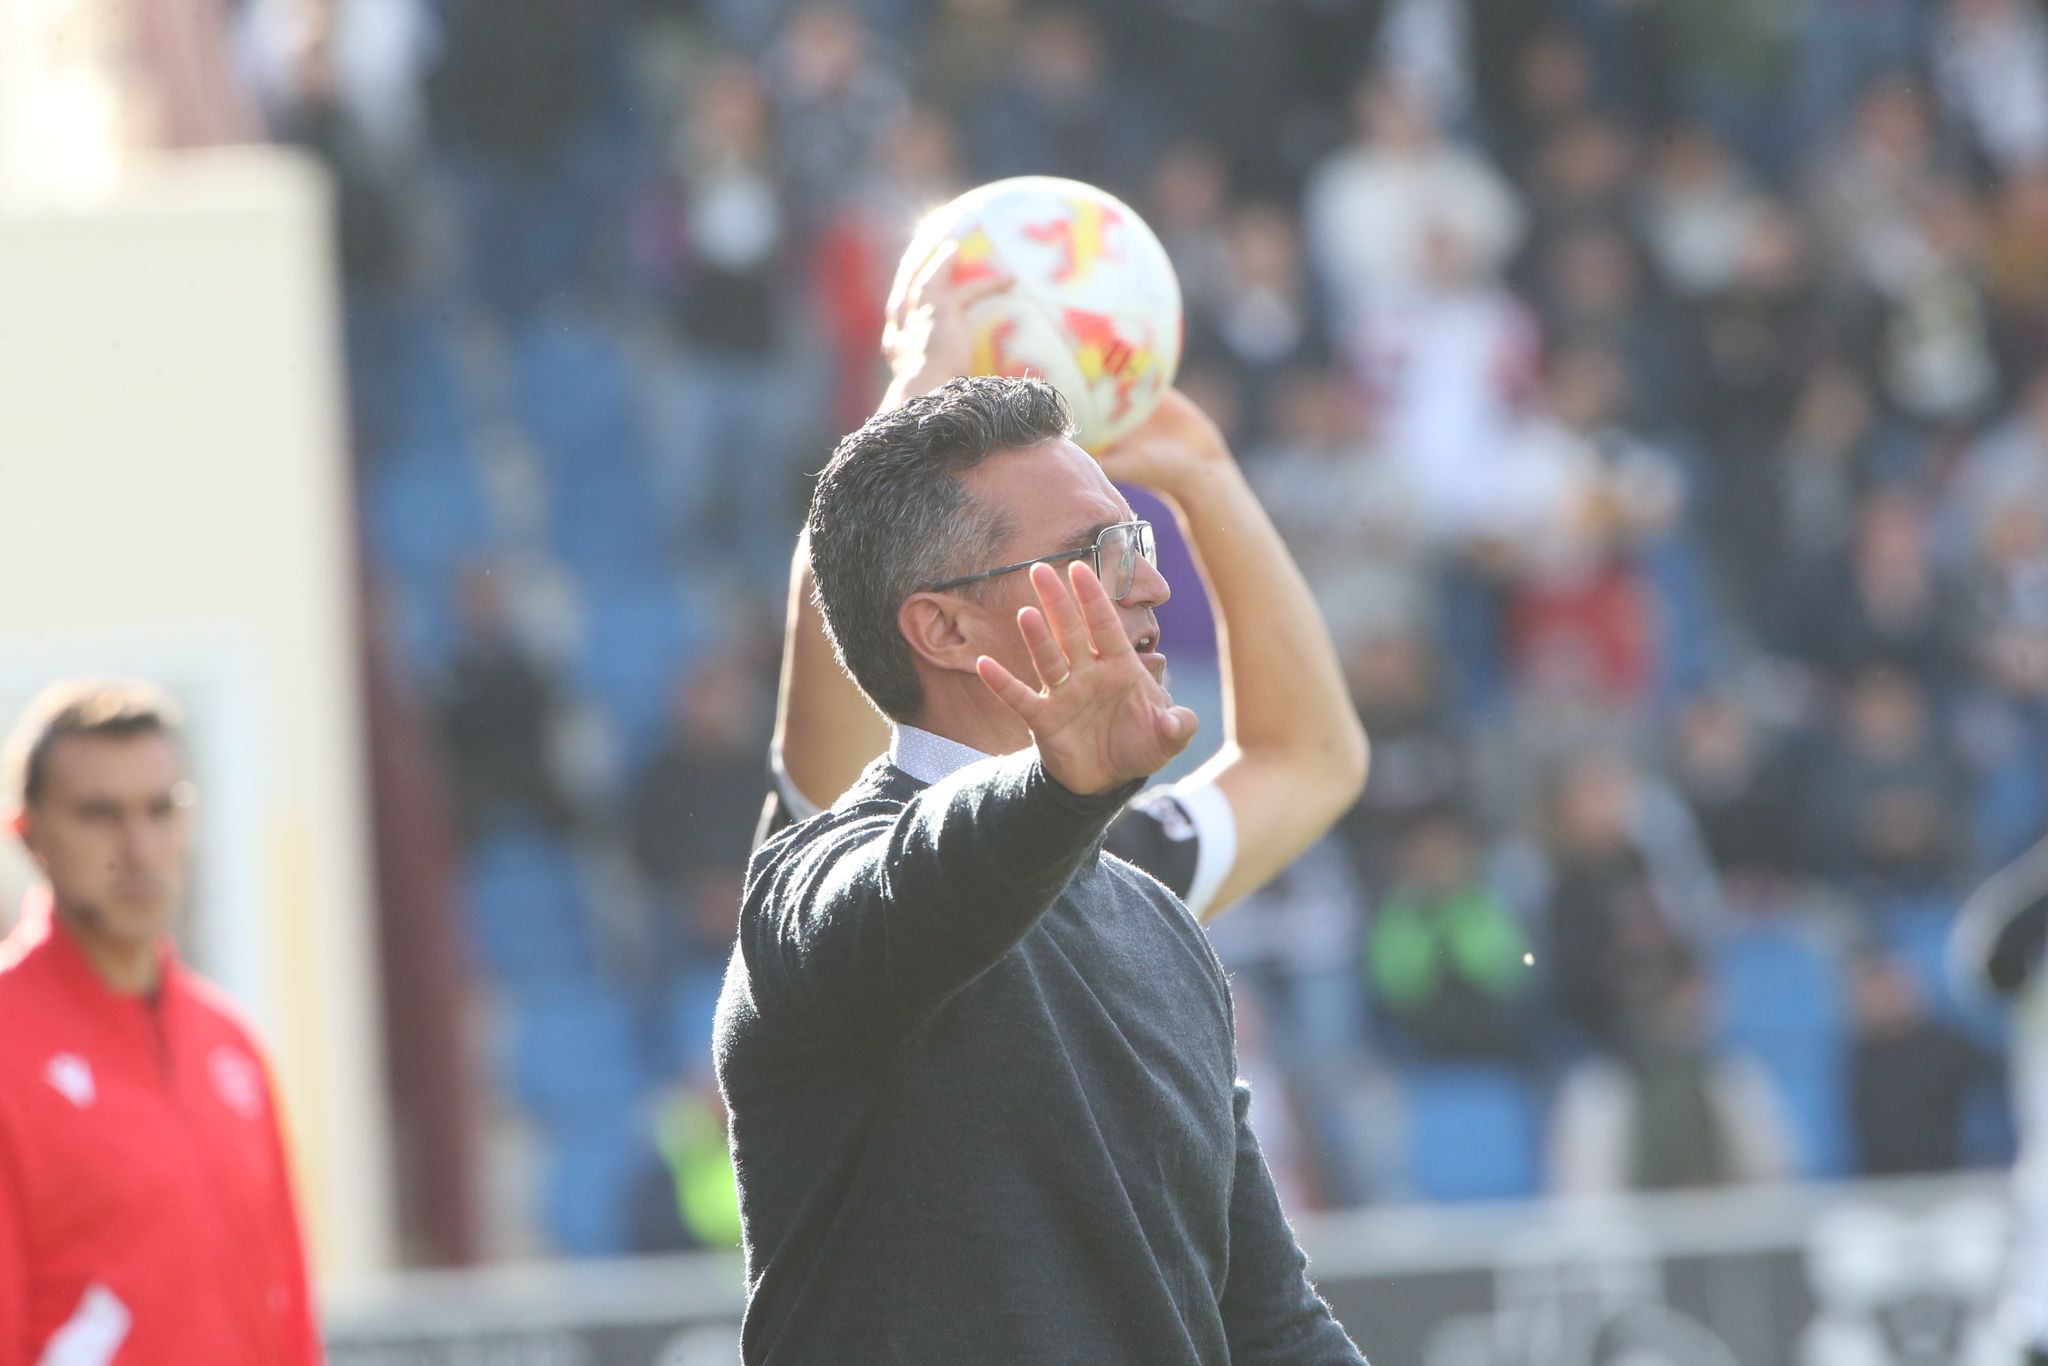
top-left (659, 967), bottom-right (728, 1082)
top-left (545, 456), bottom-right (666, 578)
top-left (363, 444), bottom-right (494, 587)
top-left (1401, 1065), bottom-right (1542, 1202)
top-left (464, 827), bottom-right (598, 989)
top-left (503, 983), bottom-right (645, 1125)
top-left (1714, 925), bottom-right (1849, 1178)
top-left (1875, 894), bottom-right (2009, 1050)
top-left (569, 580), bottom-right (702, 751)
top-left (392, 314), bottom-right (470, 449)
top-left (510, 315), bottom-right (639, 471)
top-left (541, 1129), bottom-right (655, 1258)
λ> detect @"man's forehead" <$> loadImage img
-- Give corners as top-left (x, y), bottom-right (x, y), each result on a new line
top-left (40, 732), bottom-right (185, 797)
top-left (968, 437), bottom-right (1130, 530)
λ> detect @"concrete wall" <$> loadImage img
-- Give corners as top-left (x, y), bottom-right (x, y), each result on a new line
top-left (0, 146), bottom-right (395, 1281)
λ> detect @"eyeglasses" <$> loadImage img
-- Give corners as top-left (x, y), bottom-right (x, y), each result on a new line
top-left (924, 520), bottom-right (1158, 602)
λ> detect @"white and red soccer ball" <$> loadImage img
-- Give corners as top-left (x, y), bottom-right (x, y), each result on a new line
top-left (893, 176), bottom-right (1184, 452)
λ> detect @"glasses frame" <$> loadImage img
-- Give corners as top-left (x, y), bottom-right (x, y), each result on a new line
top-left (922, 519), bottom-right (1157, 602)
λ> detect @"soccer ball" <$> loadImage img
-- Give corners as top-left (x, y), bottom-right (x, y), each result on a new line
top-left (893, 176), bottom-right (1183, 452)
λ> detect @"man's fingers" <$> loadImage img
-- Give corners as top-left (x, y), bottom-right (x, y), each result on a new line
top-left (903, 239), bottom-right (960, 319)
top-left (1068, 561), bottom-right (1134, 658)
top-left (886, 237), bottom-right (951, 329)
top-left (1030, 562), bottom-right (1094, 666)
top-left (976, 655), bottom-right (1044, 720)
top-left (946, 270), bottom-right (1015, 314)
top-left (1158, 704), bottom-right (1199, 749)
top-left (1016, 606), bottom-right (1072, 689)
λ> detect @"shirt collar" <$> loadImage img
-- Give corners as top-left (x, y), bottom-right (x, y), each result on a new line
top-left (888, 725), bottom-right (993, 786)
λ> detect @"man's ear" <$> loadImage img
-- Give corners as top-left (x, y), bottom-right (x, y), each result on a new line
top-left (898, 590), bottom-right (988, 675)
top-left (8, 805), bottom-right (30, 846)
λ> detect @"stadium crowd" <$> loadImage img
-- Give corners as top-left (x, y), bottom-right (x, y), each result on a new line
top-left (227, 0), bottom-right (2048, 1255)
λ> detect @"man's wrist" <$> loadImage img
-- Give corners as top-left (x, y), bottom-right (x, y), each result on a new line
top-left (1147, 452), bottom-right (1245, 516)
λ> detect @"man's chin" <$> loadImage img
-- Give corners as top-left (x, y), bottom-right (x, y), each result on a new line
top-left (1140, 652), bottom-right (1170, 689)
top-left (74, 896), bottom-right (175, 945)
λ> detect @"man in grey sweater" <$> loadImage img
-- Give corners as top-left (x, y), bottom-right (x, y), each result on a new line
top-left (714, 372), bottom-right (1369, 1364)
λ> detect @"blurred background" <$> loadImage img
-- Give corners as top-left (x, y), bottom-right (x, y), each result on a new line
top-left (4, 0), bottom-right (2048, 1361)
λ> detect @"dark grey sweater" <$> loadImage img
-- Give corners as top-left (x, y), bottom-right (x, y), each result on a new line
top-left (713, 751), bottom-right (1365, 1364)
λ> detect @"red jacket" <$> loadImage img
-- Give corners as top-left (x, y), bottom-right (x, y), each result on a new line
top-left (0, 897), bottom-right (321, 1365)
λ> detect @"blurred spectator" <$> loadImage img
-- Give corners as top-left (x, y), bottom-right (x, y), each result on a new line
top-left (239, 0), bottom-right (440, 168)
top-left (268, 11), bottom-right (412, 298)
top-left (435, 567), bottom-right (578, 839)
top-left (1520, 113), bottom-right (1637, 286)
top-left (1810, 77), bottom-right (1950, 300)
top-left (430, 0), bottom-right (602, 170)
top-left (627, 649), bottom-right (766, 973)
top-left (1858, 179), bottom-right (2001, 431)
top-left (1551, 947), bottom-right (1795, 1194)
top-left (1338, 632), bottom-right (1468, 891)
top-left (1569, 0), bottom-right (1683, 136)
top-left (1668, 694), bottom-right (1801, 896)
top-left (1493, 26), bottom-right (1598, 180)
top-left (1533, 222), bottom-right (1685, 429)
top-left (1637, 124), bottom-right (1764, 302)
top-left (1369, 810), bottom-right (1533, 1062)
top-left (1791, 0), bottom-right (1919, 148)
top-left (1930, 0), bottom-right (2048, 177)
top-left (1498, 343), bottom-right (1685, 711)
top-left (261, 2), bottom-right (421, 454)
top-left (765, 4), bottom-right (908, 227)
top-left (1782, 487), bottom-right (1972, 690)
top-left (1940, 369), bottom-right (2048, 574)
top-left (1685, 203), bottom-right (1832, 619)
top-left (1777, 363), bottom-right (1892, 570)
top-left (1145, 142), bottom-right (1235, 319)
top-left (1802, 664), bottom-right (1970, 895)
top-left (1848, 950), bottom-right (2000, 1175)
top-left (1305, 77), bottom-right (1524, 336)
top-left (638, 1074), bottom-right (742, 1253)
top-left (135, 0), bottom-right (262, 149)
top-left (1352, 223), bottom-right (1540, 548)
top-left (1536, 749), bottom-right (1689, 1046)
top-left (915, 0), bottom-right (1030, 120)
top-left (812, 103), bottom-right (965, 431)
top-left (1246, 369), bottom-right (1428, 647)
top-left (1185, 203), bottom-right (1330, 441)
top-left (1987, 169), bottom-right (2048, 377)
top-left (966, 7), bottom-right (1160, 195)
top-left (428, 0), bottom-right (610, 321)
top-left (1376, 0), bottom-right (1473, 136)
top-left (1662, 0), bottom-right (1794, 171)
top-left (638, 60), bottom-right (811, 589)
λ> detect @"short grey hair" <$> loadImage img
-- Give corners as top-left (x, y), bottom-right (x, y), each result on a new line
top-left (808, 376), bottom-right (1074, 720)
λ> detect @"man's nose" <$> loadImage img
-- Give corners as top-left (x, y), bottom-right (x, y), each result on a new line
top-left (1127, 551), bottom-right (1170, 609)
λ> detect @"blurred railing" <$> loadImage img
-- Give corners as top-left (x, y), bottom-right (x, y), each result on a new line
top-left (326, 1170), bottom-right (2014, 1366)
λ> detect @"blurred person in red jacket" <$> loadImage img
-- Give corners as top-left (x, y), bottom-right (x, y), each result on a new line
top-left (0, 680), bottom-right (320, 1366)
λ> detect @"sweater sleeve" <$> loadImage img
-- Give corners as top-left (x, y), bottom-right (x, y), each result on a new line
top-left (1219, 1081), bottom-right (1368, 1365)
top-left (741, 751), bottom-right (1139, 1047)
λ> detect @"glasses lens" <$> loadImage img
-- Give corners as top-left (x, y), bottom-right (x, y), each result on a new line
top-left (1101, 524), bottom-right (1138, 600)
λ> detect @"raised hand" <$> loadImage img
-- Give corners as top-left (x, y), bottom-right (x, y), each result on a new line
top-left (1092, 388), bottom-right (1229, 499)
top-left (882, 238), bottom-right (1015, 397)
top-left (975, 560), bottom-right (1198, 796)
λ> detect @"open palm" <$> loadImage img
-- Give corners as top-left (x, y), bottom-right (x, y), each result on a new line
top-left (975, 561), bottom-right (1198, 796)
